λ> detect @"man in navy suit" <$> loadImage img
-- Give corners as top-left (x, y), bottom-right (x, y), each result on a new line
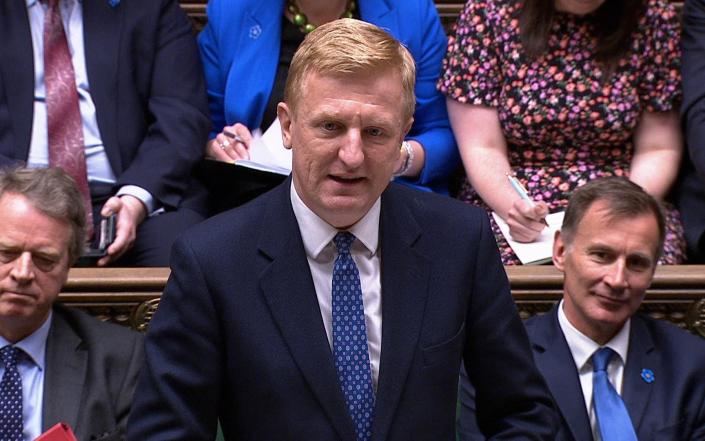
top-left (458, 177), bottom-right (705, 440)
top-left (127, 19), bottom-right (557, 440)
top-left (0, 0), bottom-right (209, 266)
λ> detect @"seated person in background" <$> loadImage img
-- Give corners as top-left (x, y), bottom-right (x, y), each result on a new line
top-left (127, 19), bottom-right (557, 440)
top-left (0, 168), bottom-right (143, 441)
top-left (439, 0), bottom-right (685, 264)
top-left (458, 177), bottom-right (705, 441)
top-left (0, 0), bottom-right (210, 266)
top-left (199, 0), bottom-right (459, 194)
top-left (677, 0), bottom-right (705, 262)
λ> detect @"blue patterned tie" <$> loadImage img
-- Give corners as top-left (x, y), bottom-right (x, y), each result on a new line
top-left (332, 232), bottom-right (375, 441)
top-left (592, 347), bottom-right (637, 441)
top-left (0, 345), bottom-right (23, 441)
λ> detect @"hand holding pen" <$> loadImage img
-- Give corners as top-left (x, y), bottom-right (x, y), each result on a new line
top-left (505, 173), bottom-right (550, 242)
top-left (206, 123), bottom-right (253, 163)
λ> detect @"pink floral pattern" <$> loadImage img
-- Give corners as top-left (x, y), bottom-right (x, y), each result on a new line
top-left (439, 0), bottom-right (685, 264)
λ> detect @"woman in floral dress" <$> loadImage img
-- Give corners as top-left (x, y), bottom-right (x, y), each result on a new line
top-left (439, 0), bottom-right (685, 264)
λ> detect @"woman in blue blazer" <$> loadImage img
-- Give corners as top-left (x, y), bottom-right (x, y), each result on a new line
top-left (198, 0), bottom-right (459, 194)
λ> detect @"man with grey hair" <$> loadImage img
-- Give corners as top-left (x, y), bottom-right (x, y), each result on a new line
top-left (0, 167), bottom-right (143, 441)
top-left (458, 177), bottom-right (705, 440)
top-left (128, 19), bottom-right (556, 440)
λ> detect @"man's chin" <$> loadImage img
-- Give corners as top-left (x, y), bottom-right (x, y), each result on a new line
top-left (319, 200), bottom-right (370, 228)
top-left (589, 308), bottom-right (630, 330)
top-left (0, 295), bottom-right (38, 315)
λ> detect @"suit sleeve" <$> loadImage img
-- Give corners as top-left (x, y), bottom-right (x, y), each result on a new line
top-left (683, 0), bottom-right (705, 180)
top-left (398, 0), bottom-right (459, 193)
top-left (127, 238), bottom-right (222, 440)
top-left (115, 0), bottom-right (210, 209)
top-left (462, 214), bottom-right (558, 439)
top-left (456, 362), bottom-right (489, 441)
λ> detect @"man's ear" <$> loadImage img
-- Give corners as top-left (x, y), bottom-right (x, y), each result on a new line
top-left (552, 230), bottom-right (566, 271)
top-left (277, 102), bottom-right (293, 150)
top-left (403, 116), bottom-right (414, 139)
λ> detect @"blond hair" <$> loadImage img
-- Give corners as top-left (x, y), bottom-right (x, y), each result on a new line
top-left (284, 18), bottom-right (416, 121)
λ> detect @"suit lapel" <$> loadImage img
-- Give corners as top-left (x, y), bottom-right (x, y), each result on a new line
top-left (42, 308), bottom-right (87, 432)
top-left (232, 0), bottom-right (283, 129)
top-left (258, 181), bottom-right (356, 441)
top-left (371, 186), bottom-right (429, 440)
top-left (82, 0), bottom-right (123, 172)
top-left (0, 0), bottom-right (35, 158)
top-left (530, 308), bottom-right (593, 441)
top-left (622, 316), bottom-right (656, 433)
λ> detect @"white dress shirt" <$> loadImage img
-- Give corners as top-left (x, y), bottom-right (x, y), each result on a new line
top-left (0, 312), bottom-right (53, 441)
top-left (290, 183), bottom-right (383, 390)
top-left (558, 300), bottom-right (631, 441)
top-left (26, 0), bottom-right (154, 212)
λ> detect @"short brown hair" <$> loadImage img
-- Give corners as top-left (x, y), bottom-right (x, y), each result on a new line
top-left (561, 177), bottom-right (665, 260)
top-left (0, 167), bottom-right (86, 264)
top-left (284, 18), bottom-right (416, 122)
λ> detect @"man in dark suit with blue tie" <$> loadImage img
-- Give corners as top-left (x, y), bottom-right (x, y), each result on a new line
top-left (458, 177), bottom-right (705, 441)
top-left (0, 0), bottom-right (209, 266)
top-left (127, 18), bottom-right (557, 441)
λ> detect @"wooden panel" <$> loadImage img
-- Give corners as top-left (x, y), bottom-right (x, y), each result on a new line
top-left (59, 268), bottom-right (169, 330)
top-left (59, 266), bottom-right (705, 338)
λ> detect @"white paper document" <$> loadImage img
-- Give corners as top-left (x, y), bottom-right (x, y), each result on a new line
top-left (235, 119), bottom-right (292, 176)
top-left (491, 211), bottom-right (565, 265)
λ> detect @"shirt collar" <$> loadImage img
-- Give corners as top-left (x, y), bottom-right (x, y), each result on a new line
top-left (27, 0), bottom-right (81, 8)
top-left (0, 310), bottom-right (52, 371)
top-left (290, 181), bottom-right (380, 260)
top-left (558, 299), bottom-right (630, 371)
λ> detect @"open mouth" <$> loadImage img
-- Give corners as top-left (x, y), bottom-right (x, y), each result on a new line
top-left (329, 175), bottom-right (365, 185)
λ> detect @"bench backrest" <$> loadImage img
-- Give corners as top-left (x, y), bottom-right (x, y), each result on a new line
top-left (59, 266), bottom-right (705, 338)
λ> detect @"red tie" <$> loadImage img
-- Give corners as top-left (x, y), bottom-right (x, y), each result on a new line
top-left (44, 0), bottom-right (93, 237)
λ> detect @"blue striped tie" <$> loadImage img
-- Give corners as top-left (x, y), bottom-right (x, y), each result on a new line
top-left (592, 347), bottom-right (637, 441)
top-left (332, 232), bottom-right (375, 441)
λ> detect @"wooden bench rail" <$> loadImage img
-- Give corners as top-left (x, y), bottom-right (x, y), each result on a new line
top-left (60, 266), bottom-right (705, 337)
top-left (60, 268), bottom-right (169, 331)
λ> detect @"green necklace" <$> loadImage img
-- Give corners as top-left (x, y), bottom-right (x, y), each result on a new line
top-left (286, 1), bottom-right (356, 34)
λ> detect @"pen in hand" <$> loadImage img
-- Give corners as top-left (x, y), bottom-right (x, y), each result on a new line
top-left (223, 129), bottom-right (246, 145)
top-left (507, 174), bottom-right (550, 228)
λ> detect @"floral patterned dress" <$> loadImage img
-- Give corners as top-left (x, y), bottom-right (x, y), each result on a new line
top-left (439, 0), bottom-right (685, 264)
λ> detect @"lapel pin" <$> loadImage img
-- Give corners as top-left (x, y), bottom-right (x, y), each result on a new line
top-left (640, 368), bottom-right (655, 384)
top-left (249, 25), bottom-right (262, 39)
top-left (108, 0), bottom-right (120, 7)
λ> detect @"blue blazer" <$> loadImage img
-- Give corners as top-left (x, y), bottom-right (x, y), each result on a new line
top-left (458, 305), bottom-right (705, 441)
top-left (198, 0), bottom-right (459, 194)
top-left (127, 180), bottom-right (557, 440)
top-left (0, 0), bottom-right (209, 210)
